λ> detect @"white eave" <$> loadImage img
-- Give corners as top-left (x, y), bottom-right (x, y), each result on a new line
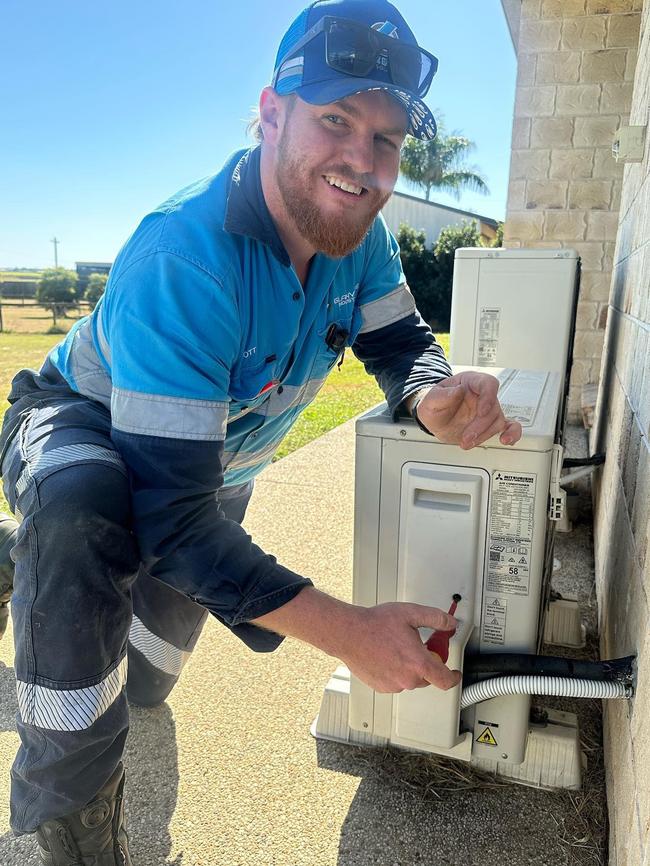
top-left (501, 0), bottom-right (521, 50)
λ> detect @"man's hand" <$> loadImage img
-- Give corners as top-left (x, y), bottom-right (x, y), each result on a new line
top-left (413, 371), bottom-right (523, 450)
top-left (340, 601), bottom-right (461, 693)
top-left (251, 588), bottom-right (461, 693)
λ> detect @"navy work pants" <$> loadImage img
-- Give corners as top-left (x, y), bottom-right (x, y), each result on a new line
top-left (0, 394), bottom-right (251, 833)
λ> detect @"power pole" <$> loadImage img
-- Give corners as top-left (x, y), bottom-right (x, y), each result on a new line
top-left (51, 237), bottom-right (60, 268)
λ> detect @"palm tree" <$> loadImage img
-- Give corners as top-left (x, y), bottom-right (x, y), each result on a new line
top-left (399, 123), bottom-right (489, 202)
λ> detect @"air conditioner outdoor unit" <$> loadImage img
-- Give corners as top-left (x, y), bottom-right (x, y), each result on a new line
top-left (312, 367), bottom-right (583, 789)
top-left (311, 249), bottom-right (615, 790)
top-left (449, 248), bottom-right (580, 375)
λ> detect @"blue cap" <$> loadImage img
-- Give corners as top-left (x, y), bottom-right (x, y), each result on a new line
top-left (272, 0), bottom-right (437, 140)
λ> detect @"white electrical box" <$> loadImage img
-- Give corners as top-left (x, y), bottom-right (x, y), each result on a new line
top-left (612, 125), bottom-right (647, 163)
top-left (348, 367), bottom-right (562, 766)
top-left (449, 249), bottom-right (579, 374)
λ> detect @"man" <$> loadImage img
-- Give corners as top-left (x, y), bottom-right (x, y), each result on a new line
top-left (0, 1), bottom-right (522, 862)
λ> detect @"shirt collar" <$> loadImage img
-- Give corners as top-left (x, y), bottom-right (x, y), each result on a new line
top-left (223, 146), bottom-right (291, 267)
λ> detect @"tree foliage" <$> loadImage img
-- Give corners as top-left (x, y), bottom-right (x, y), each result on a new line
top-left (433, 221), bottom-right (481, 327)
top-left (397, 224), bottom-right (440, 326)
top-left (398, 220), bottom-right (482, 331)
top-left (36, 268), bottom-right (78, 325)
top-left (85, 273), bottom-right (108, 310)
top-left (486, 221), bottom-right (504, 248)
top-left (400, 126), bottom-right (489, 202)
top-left (434, 220), bottom-right (481, 259)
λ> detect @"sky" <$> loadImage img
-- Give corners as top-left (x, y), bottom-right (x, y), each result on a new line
top-left (0, 0), bottom-right (516, 269)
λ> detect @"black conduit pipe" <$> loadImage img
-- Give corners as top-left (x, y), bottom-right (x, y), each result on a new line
top-left (463, 653), bottom-right (635, 686)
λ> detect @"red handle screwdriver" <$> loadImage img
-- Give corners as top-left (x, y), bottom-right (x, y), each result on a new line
top-left (425, 594), bottom-right (461, 664)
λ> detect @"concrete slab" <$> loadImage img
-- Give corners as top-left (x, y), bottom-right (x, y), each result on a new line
top-left (0, 417), bottom-right (607, 865)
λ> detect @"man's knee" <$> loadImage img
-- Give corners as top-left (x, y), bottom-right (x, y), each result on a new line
top-left (37, 462), bottom-right (132, 525)
top-left (11, 464), bottom-right (140, 682)
top-left (31, 464), bottom-right (139, 573)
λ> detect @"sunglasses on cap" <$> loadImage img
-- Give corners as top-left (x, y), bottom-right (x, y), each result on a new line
top-left (272, 15), bottom-right (438, 98)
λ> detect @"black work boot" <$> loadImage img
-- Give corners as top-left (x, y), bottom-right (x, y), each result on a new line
top-left (0, 513), bottom-right (18, 641)
top-left (35, 764), bottom-right (132, 865)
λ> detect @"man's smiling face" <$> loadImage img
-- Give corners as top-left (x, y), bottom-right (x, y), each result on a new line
top-left (274, 90), bottom-right (407, 258)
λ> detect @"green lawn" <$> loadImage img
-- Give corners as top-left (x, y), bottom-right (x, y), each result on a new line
top-left (0, 271), bottom-right (42, 280)
top-left (0, 331), bottom-right (450, 511)
top-left (0, 334), bottom-right (64, 512)
top-left (274, 333), bottom-right (449, 459)
top-left (0, 333), bottom-right (63, 408)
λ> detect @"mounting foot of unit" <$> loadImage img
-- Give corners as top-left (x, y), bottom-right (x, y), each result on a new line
top-left (310, 666), bottom-right (388, 748)
top-left (471, 707), bottom-right (583, 790)
top-left (544, 598), bottom-right (586, 648)
top-left (312, 667), bottom-right (583, 790)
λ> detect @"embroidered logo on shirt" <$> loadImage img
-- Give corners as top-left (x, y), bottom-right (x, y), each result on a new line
top-left (243, 347), bottom-right (257, 359)
top-left (334, 285), bottom-right (358, 307)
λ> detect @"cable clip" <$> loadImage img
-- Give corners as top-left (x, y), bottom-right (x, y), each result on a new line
top-left (548, 443), bottom-right (566, 521)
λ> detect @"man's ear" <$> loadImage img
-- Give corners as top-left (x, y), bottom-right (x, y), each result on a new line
top-left (259, 87), bottom-right (283, 147)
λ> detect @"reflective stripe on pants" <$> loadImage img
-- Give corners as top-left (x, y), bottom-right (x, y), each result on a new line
top-left (0, 395), bottom-right (251, 833)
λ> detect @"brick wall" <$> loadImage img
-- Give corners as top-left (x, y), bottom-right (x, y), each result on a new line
top-left (590, 1), bottom-right (650, 863)
top-left (504, 0), bottom-right (641, 421)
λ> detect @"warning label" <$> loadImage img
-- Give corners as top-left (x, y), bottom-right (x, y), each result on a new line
top-left (476, 727), bottom-right (498, 746)
top-left (477, 307), bottom-right (500, 365)
top-left (497, 370), bottom-right (549, 427)
top-left (486, 471), bottom-right (536, 597)
top-left (499, 403), bottom-right (536, 425)
top-left (481, 597), bottom-right (507, 645)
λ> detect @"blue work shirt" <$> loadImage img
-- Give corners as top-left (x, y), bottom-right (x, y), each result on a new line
top-left (41, 146), bottom-right (451, 649)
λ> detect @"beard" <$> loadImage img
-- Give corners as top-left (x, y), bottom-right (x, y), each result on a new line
top-left (276, 126), bottom-right (392, 259)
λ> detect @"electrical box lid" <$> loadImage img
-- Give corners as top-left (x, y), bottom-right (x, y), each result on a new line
top-left (454, 248), bottom-right (578, 260)
top-left (356, 366), bottom-right (562, 453)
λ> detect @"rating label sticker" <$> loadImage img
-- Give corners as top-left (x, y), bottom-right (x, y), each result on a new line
top-left (477, 307), bottom-right (500, 365)
top-left (497, 370), bottom-right (548, 427)
top-left (486, 471), bottom-right (536, 596)
top-left (481, 597), bottom-right (507, 645)
top-left (499, 403), bottom-right (536, 425)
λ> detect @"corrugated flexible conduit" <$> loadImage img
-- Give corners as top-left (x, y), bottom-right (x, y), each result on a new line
top-left (460, 675), bottom-right (633, 709)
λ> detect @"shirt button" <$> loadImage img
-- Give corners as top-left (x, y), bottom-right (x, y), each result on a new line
top-left (277, 385), bottom-right (284, 394)
top-left (292, 291), bottom-right (300, 301)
